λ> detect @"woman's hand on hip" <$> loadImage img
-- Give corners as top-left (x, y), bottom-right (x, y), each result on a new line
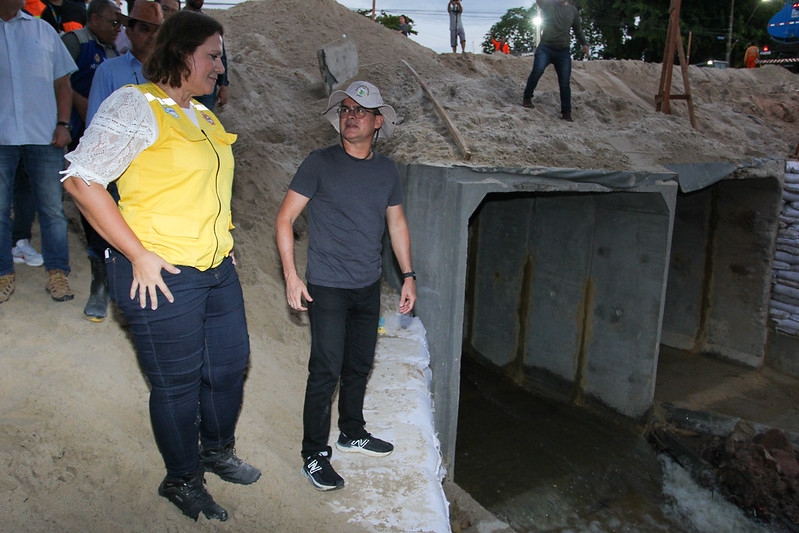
top-left (129, 250), bottom-right (181, 310)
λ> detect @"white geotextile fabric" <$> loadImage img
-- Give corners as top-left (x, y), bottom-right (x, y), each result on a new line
top-left (775, 269), bottom-right (799, 283)
top-left (324, 310), bottom-right (450, 532)
top-left (774, 283), bottom-right (799, 300)
top-left (771, 292), bottom-right (799, 309)
top-left (62, 87), bottom-right (159, 188)
top-left (774, 317), bottom-right (799, 336)
top-left (775, 251), bottom-right (799, 265)
top-left (781, 205), bottom-right (799, 219)
top-left (770, 161), bottom-right (799, 337)
top-left (776, 243), bottom-right (799, 256)
top-left (770, 300), bottom-right (798, 315)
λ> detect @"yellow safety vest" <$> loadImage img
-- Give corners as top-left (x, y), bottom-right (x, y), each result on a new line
top-left (116, 82), bottom-right (237, 270)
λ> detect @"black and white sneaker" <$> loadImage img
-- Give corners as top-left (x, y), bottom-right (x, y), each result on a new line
top-left (302, 450), bottom-right (344, 491)
top-left (335, 432), bottom-right (394, 457)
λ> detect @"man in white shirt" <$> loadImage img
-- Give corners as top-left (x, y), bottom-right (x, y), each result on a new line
top-left (0, 0), bottom-right (77, 303)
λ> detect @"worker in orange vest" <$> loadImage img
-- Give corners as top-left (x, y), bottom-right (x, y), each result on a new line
top-left (744, 43), bottom-right (759, 68)
top-left (490, 35), bottom-right (511, 54)
top-left (24, 0), bottom-right (45, 16)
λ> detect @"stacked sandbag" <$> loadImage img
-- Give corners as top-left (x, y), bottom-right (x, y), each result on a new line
top-left (771, 159), bottom-right (799, 336)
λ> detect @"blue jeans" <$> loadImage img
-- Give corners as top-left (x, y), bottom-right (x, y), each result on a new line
top-left (302, 280), bottom-right (380, 458)
top-left (523, 44), bottom-right (573, 114)
top-left (107, 251), bottom-right (250, 477)
top-left (12, 165), bottom-right (35, 243)
top-left (0, 145), bottom-right (69, 276)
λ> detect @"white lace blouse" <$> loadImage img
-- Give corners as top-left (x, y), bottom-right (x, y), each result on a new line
top-left (62, 86), bottom-right (200, 188)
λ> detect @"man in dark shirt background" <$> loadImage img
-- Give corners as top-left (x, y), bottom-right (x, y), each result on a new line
top-left (40, 0), bottom-right (86, 33)
top-left (522, 0), bottom-right (589, 122)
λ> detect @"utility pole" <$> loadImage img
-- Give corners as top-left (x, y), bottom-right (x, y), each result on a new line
top-left (371, 0), bottom-right (375, 20)
top-left (725, 0), bottom-right (734, 64)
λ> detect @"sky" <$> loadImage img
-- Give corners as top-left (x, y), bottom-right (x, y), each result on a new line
top-left (205, 0), bottom-right (535, 54)
top-left (332, 0), bottom-right (535, 54)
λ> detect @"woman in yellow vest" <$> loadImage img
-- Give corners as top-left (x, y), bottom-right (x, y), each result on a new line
top-left (62, 11), bottom-right (258, 523)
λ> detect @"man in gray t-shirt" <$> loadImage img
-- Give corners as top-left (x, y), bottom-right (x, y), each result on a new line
top-left (522, 0), bottom-right (589, 121)
top-left (448, 0), bottom-right (466, 53)
top-left (276, 81), bottom-right (416, 492)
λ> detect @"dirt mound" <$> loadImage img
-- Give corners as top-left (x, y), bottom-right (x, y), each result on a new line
top-left (220, 0), bottom-right (798, 177)
top-left (700, 428), bottom-right (799, 531)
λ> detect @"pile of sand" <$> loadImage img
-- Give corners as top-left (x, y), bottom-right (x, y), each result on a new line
top-left (2, 0), bottom-right (798, 530)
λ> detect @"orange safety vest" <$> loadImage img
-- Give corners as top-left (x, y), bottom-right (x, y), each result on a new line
top-left (24, 0), bottom-right (45, 17)
top-left (63, 20), bottom-right (83, 31)
top-left (744, 46), bottom-right (759, 68)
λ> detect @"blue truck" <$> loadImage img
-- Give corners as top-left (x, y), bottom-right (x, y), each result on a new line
top-left (759, 0), bottom-right (799, 71)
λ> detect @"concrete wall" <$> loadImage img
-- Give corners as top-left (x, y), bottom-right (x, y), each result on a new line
top-left (385, 164), bottom-right (677, 472)
top-left (661, 164), bottom-right (783, 366)
top-left (468, 191), bottom-right (675, 415)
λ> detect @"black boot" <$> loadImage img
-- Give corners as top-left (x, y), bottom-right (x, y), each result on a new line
top-left (200, 440), bottom-right (262, 485)
top-left (158, 471), bottom-right (228, 522)
top-left (83, 256), bottom-right (109, 322)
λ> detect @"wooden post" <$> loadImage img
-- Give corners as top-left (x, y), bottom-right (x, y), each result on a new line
top-left (655, 0), bottom-right (697, 129)
top-left (371, 0), bottom-right (375, 20)
top-left (402, 60), bottom-right (472, 161)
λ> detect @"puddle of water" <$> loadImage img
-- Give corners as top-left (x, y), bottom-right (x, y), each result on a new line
top-left (454, 357), bottom-right (765, 532)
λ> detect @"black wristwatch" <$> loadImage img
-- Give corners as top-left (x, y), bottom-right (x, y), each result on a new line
top-left (56, 121), bottom-right (72, 132)
top-left (402, 271), bottom-right (416, 280)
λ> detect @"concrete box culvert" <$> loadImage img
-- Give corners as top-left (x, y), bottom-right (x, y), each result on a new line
top-left (381, 161), bottom-right (783, 473)
top-left (662, 167), bottom-right (783, 367)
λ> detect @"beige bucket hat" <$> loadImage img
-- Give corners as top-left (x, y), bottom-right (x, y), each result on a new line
top-left (322, 81), bottom-right (397, 139)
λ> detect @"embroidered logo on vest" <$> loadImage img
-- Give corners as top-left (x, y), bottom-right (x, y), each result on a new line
top-left (163, 106), bottom-right (180, 119)
top-left (201, 112), bottom-right (216, 126)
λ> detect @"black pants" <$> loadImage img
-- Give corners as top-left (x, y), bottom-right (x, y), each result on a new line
top-left (82, 182), bottom-right (118, 259)
top-left (301, 280), bottom-right (380, 458)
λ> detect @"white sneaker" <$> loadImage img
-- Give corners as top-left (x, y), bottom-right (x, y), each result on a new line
top-left (11, 239), bottom-right (44, 267)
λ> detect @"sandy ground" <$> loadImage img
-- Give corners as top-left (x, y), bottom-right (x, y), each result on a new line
top-left (2, 0), bottom-right (799, 530)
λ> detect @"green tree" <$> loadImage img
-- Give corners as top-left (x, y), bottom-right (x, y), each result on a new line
top-left (578, 0), bottom-right (776, 66)
top-left (481, 7), bottom-right (536, 54)
top-left (356, 9), bottom-right (417, 36)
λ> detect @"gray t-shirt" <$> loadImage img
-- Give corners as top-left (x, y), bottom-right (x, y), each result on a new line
top-left (289, 144), bottom-right (403, 289)
top-left (537, 0), bottom-right (587, 50)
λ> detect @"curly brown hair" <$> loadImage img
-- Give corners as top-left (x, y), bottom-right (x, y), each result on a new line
top-left (143, 10), bottom-right (223, 89)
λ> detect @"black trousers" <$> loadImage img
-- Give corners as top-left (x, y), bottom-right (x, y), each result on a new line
top-left (301, 280), bottom-right (380, 458)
